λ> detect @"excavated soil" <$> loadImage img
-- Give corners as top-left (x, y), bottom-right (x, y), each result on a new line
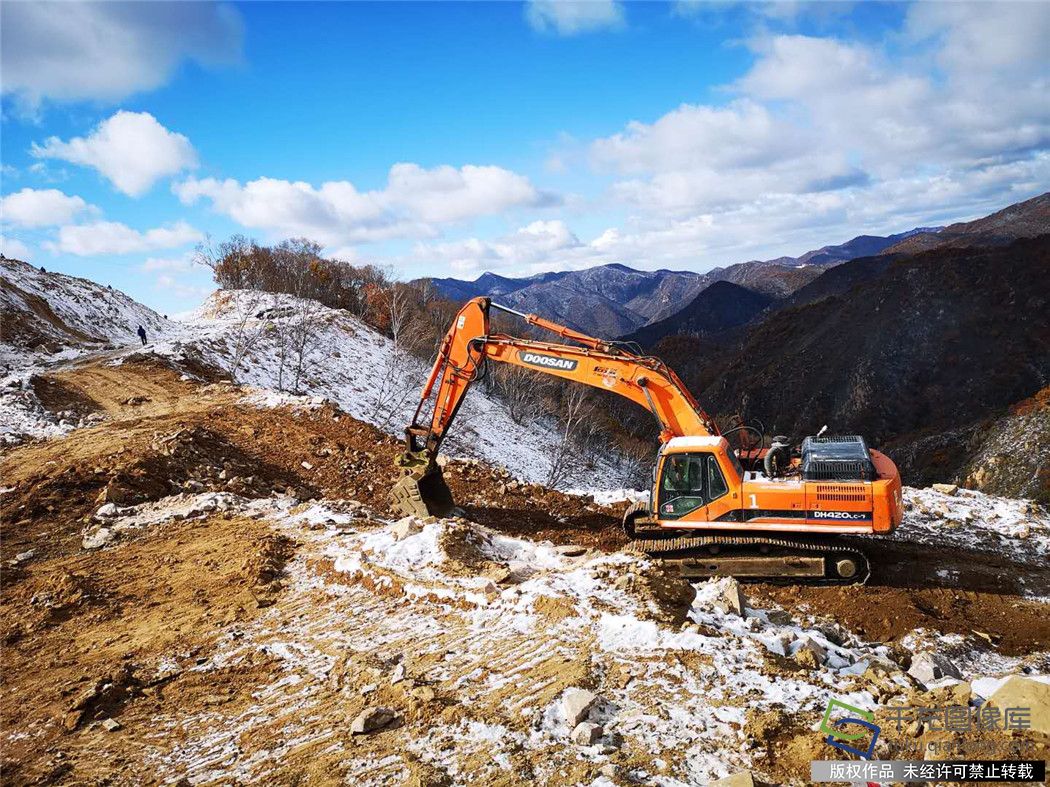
top-left (2, 353), bottom-right (1049, 784)
top-left (1, 358), bottom-right (625, 569)
top-left (1, 514), bottom-right (291, 785)
top-left (750, 538), bottom-right (1050, 656)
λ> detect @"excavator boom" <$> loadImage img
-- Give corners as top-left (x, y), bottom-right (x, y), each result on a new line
top-left (391, 296), bottom-right (716, 516)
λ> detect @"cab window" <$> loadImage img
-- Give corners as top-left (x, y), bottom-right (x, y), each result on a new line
top-left (659, 453), bottom-right (729, 517)
top-left (708, 455), bottom-right (729, 501)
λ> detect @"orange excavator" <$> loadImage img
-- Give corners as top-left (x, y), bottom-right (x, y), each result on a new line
top-left (390, 297), bottom-right (903, 583)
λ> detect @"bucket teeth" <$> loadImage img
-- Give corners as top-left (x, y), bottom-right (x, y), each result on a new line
top-left (389, 462), bottom-right (455, 518)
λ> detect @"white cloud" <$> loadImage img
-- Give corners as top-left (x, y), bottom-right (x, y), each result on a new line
top-left (408, 150), bottom-right (1050, 280)
top-left (141, 254), bottom-right (198, 273)
top-left (386, 164), bottom-right (553, 223)
top-left (589, 97), bottom-right (863, 213)
top-left (906, 2), bottom-right (1050, 84)
top-left (32, 111), bottom-right (198, 197)
top-left (47, 221), bottom-right (202, 256)
top-left (0, 188), bottom-right (97, 227)
top-left (585, 4), bottom-right (1049, 222)
top-left (25, 161), bottom-right (71, 184)
top-left (416, 220), bottom-right (583, 274)
top-left (154, 273), bottom-right (211, 302)
top-left (174, 176), bottom-right (423, 246)
top-left (1, 236), bottom-right (32, 261)
top-left (0, 1), bottom-right (242, 108)
top-left (175, 164), bottom-right (556, 246)
top-left (736, 32), bottom-right (1048, 171)
top-left (525, 0), bottom-right (624, 35)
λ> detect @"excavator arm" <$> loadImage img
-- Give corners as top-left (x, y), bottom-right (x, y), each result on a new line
top-left (391, 296), bottom-right (716, 516)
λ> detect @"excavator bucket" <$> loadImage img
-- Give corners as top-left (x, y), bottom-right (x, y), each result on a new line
top-left (388, 456), bottom-right (456, 518)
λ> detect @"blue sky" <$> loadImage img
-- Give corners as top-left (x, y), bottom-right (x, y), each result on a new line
top-left (1, 1), bottom-right (1048, 314)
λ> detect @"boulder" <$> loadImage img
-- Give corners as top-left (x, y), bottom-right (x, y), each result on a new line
top-left (931, 483), bottom-right (959, 496)
top-left (630, 563), bottom-right (697, 626)
top-left (350, 706), bottom-right (397, 735)
top-left (793, 637), bottom-right (827, 669)
top-left (908, 652), bottom-right (961, 686)
top-left (391, 517), bottom-right (422, 541)
top-left (765, 609), bottom-right (793, 626)
top-left (986, 676), bottom-right (1050, 736)
top-left (714, 578), bottom-right (747, 617)
top-left (562, 687), bottom-right (598, 726)
top-left (101, 718), bottom-right (121, 732)
top-left (98, 482), bottom-right (135, 505)
top-left (710, 773), bottom-right (755, 787)
top-left (556, 544), bottom-right (587, 557)
top-left (95, 503), bottom-right (119, 518)
top-left (82, 528), bottom-right (115, 550)
top-left (571, 721), bottom-right (602, 745)
top-left (410, 686), bottom-right (436, 702)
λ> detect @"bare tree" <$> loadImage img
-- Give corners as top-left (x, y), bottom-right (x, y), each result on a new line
top-left (266, 240), bottom-right (326, 393)
top-left (264, 293), bottom-right (293, 391)
top-left (194, 234), bottom-right (257, 289)
top-left (288, 296), bottom-right (324, 392)
top-left (415, 277), bottom-right (436, 307)
top-left (545, 385), bottom-right (599, 489)
top-left (493, 364), bottom-right (550, 425)
top-left (219, 290), bottom-right (266, 383)
top-left (370, 283), bottom-right (422, 427)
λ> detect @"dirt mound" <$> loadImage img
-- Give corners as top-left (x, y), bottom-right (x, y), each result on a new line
top-left (437, 521), bottom-right (509, 578)
top-left (29, 374), bottom-right (103, 418)
top-left (751, 576), bottom-right (1050, 658)
top-left (444, 461), bottom-right (626, 550)
top-left (0, 277), bottom-right (103, 351)
top-left (0, 512), bottom-right (291, 783)
top-left (0, 257), bottom-right (173, 358)
top-left (2, 357), bottom-right (625, 574)
top-left (959, 386), bottom-right (1050, 502)
top-left (614, 561), bottom-right (697, 626)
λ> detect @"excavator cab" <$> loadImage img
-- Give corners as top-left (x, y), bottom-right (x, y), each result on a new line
top-left (651, 437), bottom-right (743, 522)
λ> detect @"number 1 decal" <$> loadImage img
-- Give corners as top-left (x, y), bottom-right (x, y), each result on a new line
top-left (749, 494), bottom-right (758, 509)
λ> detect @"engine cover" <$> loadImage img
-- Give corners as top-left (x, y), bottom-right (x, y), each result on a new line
top-left (801, 435), bottom-right (876, 481)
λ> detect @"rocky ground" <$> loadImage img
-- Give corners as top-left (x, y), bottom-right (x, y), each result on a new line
top-left (2, 350), bottom-right (1049, 785)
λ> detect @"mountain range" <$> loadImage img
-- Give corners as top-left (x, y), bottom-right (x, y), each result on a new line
top-left (427, 228), bottom-right (937, 336)
top-left (625, 192), bottom-right (1050, 495)
top-left (628, 192), bottom-right (1050, 350)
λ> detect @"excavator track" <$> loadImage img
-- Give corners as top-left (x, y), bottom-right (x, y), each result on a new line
top-left (628, 533), bottom-right (870, 585)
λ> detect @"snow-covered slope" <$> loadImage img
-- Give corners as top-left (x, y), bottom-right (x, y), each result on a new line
top-left (148, 290), bottom-right (636, 489)
top-left (1, 258), bottom-right (175, 367)
top-left (3, 284), bottom-right (637, 488)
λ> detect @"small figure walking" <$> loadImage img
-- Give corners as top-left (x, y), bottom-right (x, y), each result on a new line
top-left (137, 325), bottom-right (147, 346)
